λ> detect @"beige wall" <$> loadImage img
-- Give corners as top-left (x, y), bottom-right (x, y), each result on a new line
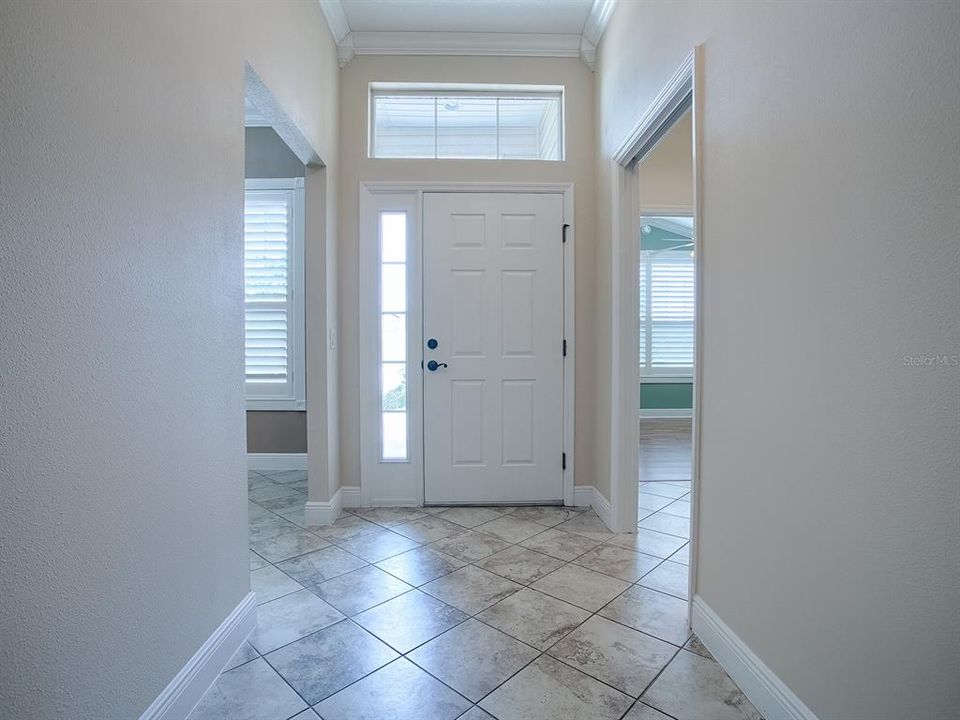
top-left (0, 1), bottom-right (338, 718)
top-left (596, 2), bottom-right (960, 718)
top-left (638, 111), bottom-right (693, 212)
top-left (337, 55), bottom-right (597, 491)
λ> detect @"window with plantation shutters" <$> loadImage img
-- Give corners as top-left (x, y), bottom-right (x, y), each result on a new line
top-left (244, 178), bottom-right (305, 409)
top-left (639, 249), bottom-right (695, 376)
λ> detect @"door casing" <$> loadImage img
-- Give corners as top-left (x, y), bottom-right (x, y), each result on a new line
top-left (359, 182), bottom-right (575, 508)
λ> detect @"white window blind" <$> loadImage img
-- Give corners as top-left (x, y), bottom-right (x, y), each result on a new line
top-left (370, 87), bottom-right (563, 161)
top-left (640, 249), bottom-right (695, 375)
top-left (244, 178), bottom-right (305, 409)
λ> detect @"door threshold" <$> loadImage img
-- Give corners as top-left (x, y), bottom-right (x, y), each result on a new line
top-left (422, 501), bottom-right (564, 507)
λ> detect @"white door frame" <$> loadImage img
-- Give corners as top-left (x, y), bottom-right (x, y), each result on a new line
top-left (606, 48), bottom-right (704, 616)
top-left (359, 181), bottom-right (576, 507)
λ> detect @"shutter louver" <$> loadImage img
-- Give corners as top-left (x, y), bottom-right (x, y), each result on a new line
top-left (639, 257), bottom-right (648, 366)
top-left (640, 250), bottom-right (695, 372)
top-left (244, 190), bottom-right (291, 386)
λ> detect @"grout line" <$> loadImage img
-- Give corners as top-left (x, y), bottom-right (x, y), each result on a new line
top-left (632, 647), bottom-right (686, 712)
top-left (239, 500), bottom-right (697, 718)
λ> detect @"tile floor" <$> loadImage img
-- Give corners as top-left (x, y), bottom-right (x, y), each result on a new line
top-left (188, 468), bottom-right (761, 720)
top-left (638, 418), bottom-right (693, 484)
top-left (638, 418), bottom-right (693, 566)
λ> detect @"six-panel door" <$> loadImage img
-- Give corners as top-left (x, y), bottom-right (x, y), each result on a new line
top-left (422, 193), bottom-right (564, 504)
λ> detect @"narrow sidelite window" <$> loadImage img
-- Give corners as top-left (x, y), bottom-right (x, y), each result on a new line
top-left (380, 211), bottom-right (408, 460)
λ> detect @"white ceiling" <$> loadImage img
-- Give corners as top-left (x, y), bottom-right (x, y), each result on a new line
top-left (340, 0), bottom-right (593, 35)
top-left (318, 0), bottom-right (616, 69)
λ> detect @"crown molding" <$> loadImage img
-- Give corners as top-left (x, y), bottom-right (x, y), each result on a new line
top-left (582, 0), bottom-right (617, 47)
top-left (580, 0), bottom-right (616, 69)
top-left (580, 36), bottom-right (597, 70)
top-left (349, 31), bottom-right (582, 59)
top-left (318, 0), bottom-right (350, 43)
top-left (337, 33), bottom-right (355, 67)
top-left (317, 0), bottom-right (612, 69)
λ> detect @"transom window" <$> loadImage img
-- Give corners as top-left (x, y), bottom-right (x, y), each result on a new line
top-left (639, 216), bottom-right (695, 376)
top-left (370, 85), bottom-right (564, 161)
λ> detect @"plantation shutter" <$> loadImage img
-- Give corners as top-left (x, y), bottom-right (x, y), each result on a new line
top-left (639, 250), bottom-right (695, 373)
top-left (244, 188), bottom-right (293, 397)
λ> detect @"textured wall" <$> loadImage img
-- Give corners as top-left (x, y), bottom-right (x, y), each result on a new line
top-left (596, 1), bottom-right (960, 717)
top-left (337, 55), bottom-right (598, 491)
top-left (0, 1), bottom-right (338, 718)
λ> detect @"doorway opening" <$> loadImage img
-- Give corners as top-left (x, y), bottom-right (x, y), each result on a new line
top-left (607, 49), bottom-right (702, 617)
top-left (634, 111), bottom-right (696, 587)
top-left (632, 102), bottom-right (696, 604)
top-left (636, 205), bottom-right (695, 583)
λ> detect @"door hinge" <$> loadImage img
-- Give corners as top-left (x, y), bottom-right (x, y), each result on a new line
top-left (562, 223), bottom-right (570, 243)
top-left (562, 339), bottom-right (567, 357)
top-left (562, 452), bottom-right (567, 470)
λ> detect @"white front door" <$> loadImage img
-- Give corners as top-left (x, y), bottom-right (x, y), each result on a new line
top-left (422, 193), bottom-right (564, 504)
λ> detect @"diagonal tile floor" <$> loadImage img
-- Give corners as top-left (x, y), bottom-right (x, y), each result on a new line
top-left (187, 468), bottom-right (762, 720)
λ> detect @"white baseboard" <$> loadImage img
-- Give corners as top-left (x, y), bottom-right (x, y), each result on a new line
top-left (691, 595), bottom-right (820, 720)
top-left (572, 485), bottom-right (594, 507)
top-left (369, 497), bottom-right (422, 507)
top-left (572, 485), bottom-right (615, 531)
top-left (304, 487), bottom-right (343, 526)
top-left (640, 408), bottom-right (693, 419)
top-left (341, 485), bottom-right (361, 508)
top-left (140, 592), bottom-right (257, 720)
top-left (589, 486), bottom-right (614, 530)
top-left (247, 453), bottom-right (307, 471)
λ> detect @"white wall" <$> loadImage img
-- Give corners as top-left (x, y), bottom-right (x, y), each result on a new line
top-left (596, 2), bottom-right (960, 718)
top-left (0, 2), bottom-right (338, 718)
top-left (337, 55), bottom-right (598, 493)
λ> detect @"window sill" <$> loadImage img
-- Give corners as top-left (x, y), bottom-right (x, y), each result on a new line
top-left (640, 375), bottom-right (693, 384)
top-left (246, 399), bottom-right (306, 412)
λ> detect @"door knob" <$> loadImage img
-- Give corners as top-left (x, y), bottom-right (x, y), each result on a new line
top-left (426, 360), bottom-right (448, 372)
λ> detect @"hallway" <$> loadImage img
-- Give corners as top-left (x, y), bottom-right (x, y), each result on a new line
top-left (639, 418), bottom-right (692, 484)
top-left (639, 419), bottom-right (693, 541)
top-left (3, 2), bottom-right (957, 718)
top-left (188, 469), bottom-right (759, 719)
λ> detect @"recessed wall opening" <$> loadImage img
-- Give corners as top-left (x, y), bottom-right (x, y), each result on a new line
top-left (243, 99), bottom-right (308, 457)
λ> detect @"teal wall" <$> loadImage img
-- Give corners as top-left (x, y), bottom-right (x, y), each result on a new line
top-left (640, 224), bottom-right (693, 409)
top-left (641, 383), bottom-right (693, 409)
